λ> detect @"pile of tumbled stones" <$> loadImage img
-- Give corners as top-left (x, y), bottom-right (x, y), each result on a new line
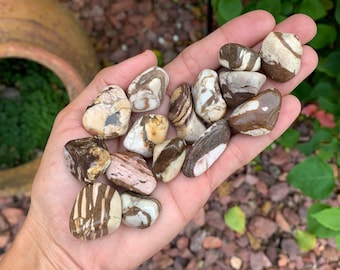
top-left (64, 31), bottom-right (303, 240)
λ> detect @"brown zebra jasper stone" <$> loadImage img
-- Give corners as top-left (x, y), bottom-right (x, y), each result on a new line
top-left (152, 138), bottom-right (186, 182)
top-left (260, 31), bottom-right (302, 82)
top-left (121, 192), bottom-right (161, 229)
top-left (82, 85), bottom-right (132, 139)
top-left (123, 114), bottom-right (169, 158)
top-left (69, 183), bottom-right (122, 240)
top-left (106, 151), bottom-right (157, 195)
top-left (219, 43), bottom-right (261, 72)
top-left (228, 88), bottom-right (282, 136)
top-left (219, 71), bottom-right (267, 107)
top-left (182, 119), bottom-right (231, 177)
top-left (127, 66), bottom-right (169, 112)
top-left (192, 69), bottom-right (227, 124)
top-left (168, 83), bottom-right (206, 143)
top-left (64, 137), bottom-right (111, 184)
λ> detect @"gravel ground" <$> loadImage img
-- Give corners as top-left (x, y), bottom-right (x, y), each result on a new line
top-left (1, 1), bottom-right (340, 269)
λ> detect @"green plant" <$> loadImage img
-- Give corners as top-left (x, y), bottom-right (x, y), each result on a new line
top-left (0, 59), bottom-right (69, 169)
top-left (213, 0), bottom-right (340, 251)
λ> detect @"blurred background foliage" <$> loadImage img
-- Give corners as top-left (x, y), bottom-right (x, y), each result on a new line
top-left (211, 0), bottom-right (340, 251)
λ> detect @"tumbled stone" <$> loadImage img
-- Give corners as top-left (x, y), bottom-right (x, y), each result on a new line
top-left (219, 71), bottom-right (266, 107)
top-left (127, 66), bottom-right (169, 112)
top-left (260, 31), bottom-right (302, 82)
top-left (152, 138), bottom-right (186, 182)
top-left (82, 85), bottom-right (132, 139)
top-left (168, 83), bottom-right (206, 143)
top-left (182, 119), bottom-right (231, 177)
top-left (219, 43), bottom-right (261, 71)
top-left (106, 152), bottom-right (157, 195)
top-left (64, 137), bottom-right (111, 184)
top-left (123, 114), bottom-right (169, 157)
top-left (121, 192), bottom-right (161, 229)
top-left (192, 69), bottom-right (227, 124)
top-left (228, 88), bottom-right (282, 136)
top-left (69, 183), bottom-right (122, 240)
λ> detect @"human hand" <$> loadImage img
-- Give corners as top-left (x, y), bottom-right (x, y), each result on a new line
top-left (0, 10), bottom-right (317, 270)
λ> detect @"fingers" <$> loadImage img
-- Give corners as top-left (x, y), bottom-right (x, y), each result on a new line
top-left (164, 10), bottom-right (276, 92)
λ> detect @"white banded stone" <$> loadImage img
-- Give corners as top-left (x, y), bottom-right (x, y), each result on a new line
top-left (127, 66), bottom-right (169, 112)
top-left (192, 69), bottom-right (227, 124)
top-left (106, 152), bottom-right (157, 195)
top-left (123, 114), bottom-right (169, 158)
top-left (260, 31), bottom-right (302, 82)
top-left (82, 85), bottom-right (131, 139)
top-left (69, 183), bottom-right (122, 240)
top-left (121, 192), bottom-right (161, 229)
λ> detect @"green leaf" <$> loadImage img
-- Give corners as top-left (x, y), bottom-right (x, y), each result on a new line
top-left (335, 0), bottom-right (340, 26)
top-left (256, 0), bottom-right (281, 20)
top-left (309, 24), bottom-right (337, 49)
top-left (298, 0), bottom-right (327, 20)
top-left (216, 0), bottom-right (243, 24)
top-left (277, 128), bottom-right (300, 148)
top-left (307, 203), bottom-right (338, 238)
top-left (287, 156), bottom-right (335, 200)
top-left (224, 206), bottom-right (246, 234)
top-left (312, 208), bottom-right (340, 231)
top-left (295, 230), bottom-right (317, 252)
top-left (297, 129), bottom-right (333, 155)
top-left (318, 51), bottom-right (340, 77)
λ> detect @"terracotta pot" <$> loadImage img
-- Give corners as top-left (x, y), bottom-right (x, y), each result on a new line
top-left (0, 0), bottom-right (100, 196)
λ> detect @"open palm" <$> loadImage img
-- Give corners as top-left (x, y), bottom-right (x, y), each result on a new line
top-left (0, 10), bottom-right (318, 270)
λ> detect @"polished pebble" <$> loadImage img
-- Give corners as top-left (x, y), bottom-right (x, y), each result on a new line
top-left (219, 71), bottom-right (267, 107)
top-left (106, 152), bottom-right (157, 195)
top-left (182, 119), bottom-right (231, 177)
top-left (127, 66), bottom-right (169, 112)
top-left (192, 69), bottom-right (227, 124)
top-left (123, 114), bottom-right (169, 158)
top-left (228, 88), bottom-right (282, 136)
top-left (168, 83), bottom-right (207, 143)
top-left (152, 138), bottom-right (186, 182)
top-left (69, 183), bottom-right (122, 240)
top-left (121, 192), bottom-right (161, 229)
top-left (64, 137), bottom-right (111, 184)
top-left (260, 31), bottom-right (302, 82)
top-left (219, 43), bottom-right (261, 71)
top-left (82, 85), bottom-right (132, 139)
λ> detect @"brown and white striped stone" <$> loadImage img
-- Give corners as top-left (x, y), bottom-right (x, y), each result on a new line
top-left (123, 114), bottom-right (169, 158)
top-left (106, 152), bottom-right (157, 195)
top-left (168, 83), bottom-right (206, 143)
top-left (127, 66), bottom-right (169, 112)
top-left (192, 69), bottom-right (227, 124)
top-left (152, 138), bottom-right (186, 182)
top-left (228, 88), bottom-right (282, 136)
top-left (69, 183), bottom-right (122, 240)
top-left (64, 137), bottom-right (111, 184)
top-left (182, 119), bottom-right (231, 177)
top-left (219, 43), bottom-right (261, 72)
top-left (260, 31), bottom-right (302, 82)
top-left (82, 85), bottom-right (132, 139)
top-left (121, 192), bottom-right (161, 229)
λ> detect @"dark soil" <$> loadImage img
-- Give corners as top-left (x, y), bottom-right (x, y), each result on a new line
top-left (1, 1), bottom-right (339, 269)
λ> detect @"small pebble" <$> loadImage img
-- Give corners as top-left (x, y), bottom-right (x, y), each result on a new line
top-left (182, 119), bottom-right (231, 177)
top-left (121, 192), bottom-right (161, 229)
top-left (64, 137), bottom-right (111, 184)
top-left (69, 183), bottom-right (122, 240)
top-left (127, 66), bottom-right (169, 112)
top-left (106, 152), bottom-right (157, 195)
top-left (219, 43), bottom-right (261, 71)
top-left (230, 256), bottom-right (243, 270)
top-left (260, 31), bottom-right (302, 82)
top-left (82, 85), bottom-right (132, 139)
top-left (228, 88), bottom-right (282, 136)
top-left (123, 114), bottom-right (169, 158)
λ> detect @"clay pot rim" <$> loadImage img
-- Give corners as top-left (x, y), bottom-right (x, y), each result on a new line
top-left (0, 42), bottom-right (86, 100)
